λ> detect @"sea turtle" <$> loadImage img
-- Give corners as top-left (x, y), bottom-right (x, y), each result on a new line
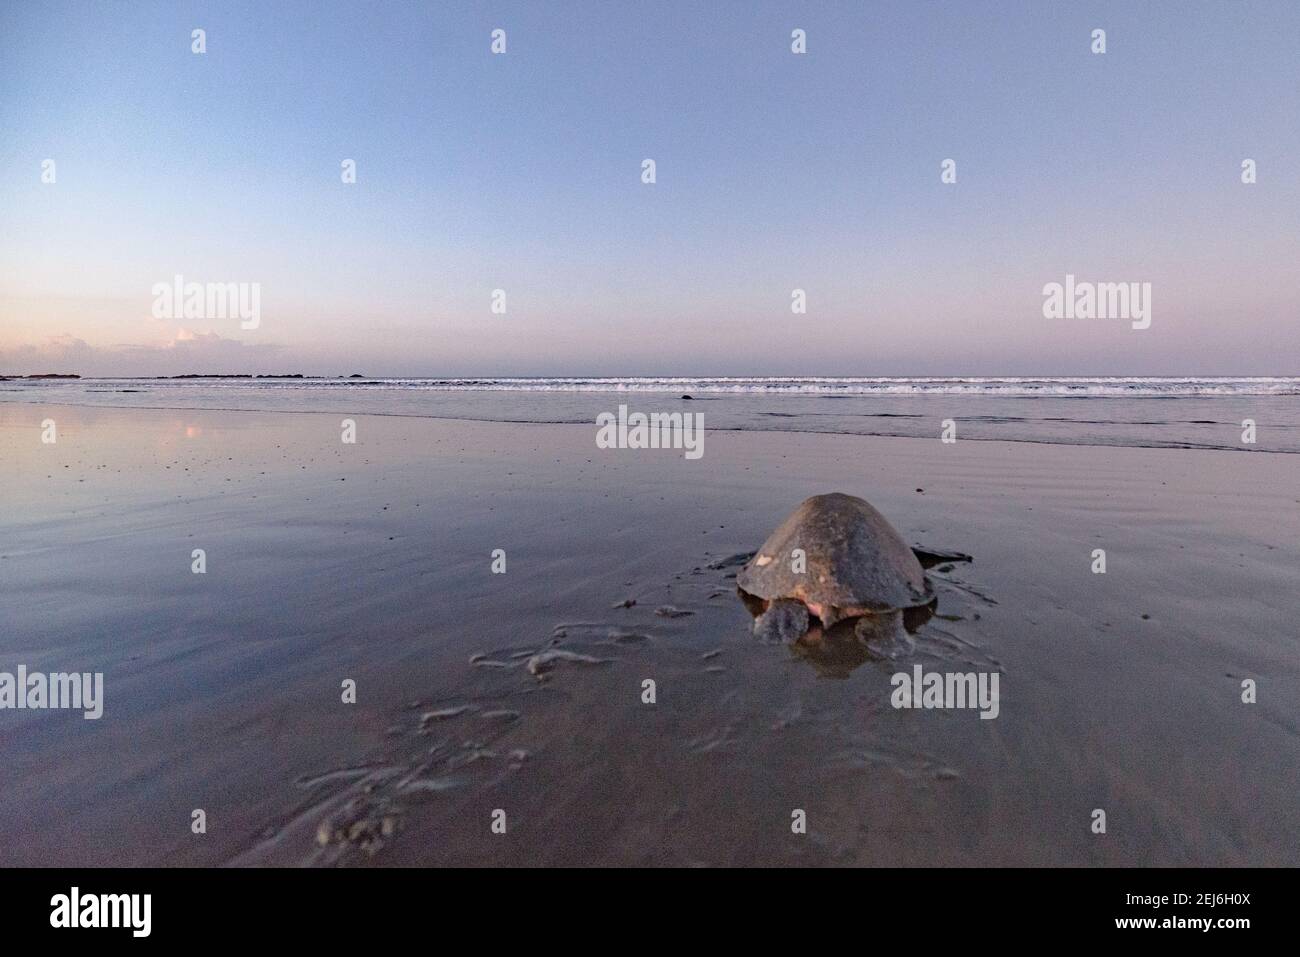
top-left (737, 493), bottom-right (961, 644)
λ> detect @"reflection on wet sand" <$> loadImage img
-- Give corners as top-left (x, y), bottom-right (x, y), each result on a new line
top-left (791, 609), bottom-right (927, 679)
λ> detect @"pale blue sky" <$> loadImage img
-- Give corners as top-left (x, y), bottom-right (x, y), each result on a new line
top-left (1, 1), bottom-right (1297, 375)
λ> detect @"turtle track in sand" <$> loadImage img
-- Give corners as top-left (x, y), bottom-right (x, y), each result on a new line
top-left (233, 543), bottom-right (997, 865)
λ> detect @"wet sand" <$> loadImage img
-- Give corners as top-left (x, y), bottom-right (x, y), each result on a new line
top-left (1, 403), bottom-right (1297, 866)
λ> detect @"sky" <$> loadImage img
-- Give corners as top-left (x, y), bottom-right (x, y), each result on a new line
top-left (1, 0), bottom-right (1297, 377)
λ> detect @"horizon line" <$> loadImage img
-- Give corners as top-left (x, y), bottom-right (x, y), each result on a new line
top-left (6, 372), bottom-right (1300, 380)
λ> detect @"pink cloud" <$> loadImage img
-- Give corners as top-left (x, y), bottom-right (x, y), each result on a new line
top-left (1, 331), bottom-right (285, 377)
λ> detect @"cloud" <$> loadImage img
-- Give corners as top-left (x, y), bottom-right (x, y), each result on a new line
top-left (0, 331), bottom-right (285, 377)
top-left (0, 334), bottom-right (98, 373)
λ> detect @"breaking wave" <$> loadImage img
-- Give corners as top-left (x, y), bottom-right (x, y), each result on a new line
top-left (65, 375), bottom-right (1300, 397)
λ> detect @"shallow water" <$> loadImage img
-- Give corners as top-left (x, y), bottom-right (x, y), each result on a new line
top-left (3, 376), bottom-right (1299, 452)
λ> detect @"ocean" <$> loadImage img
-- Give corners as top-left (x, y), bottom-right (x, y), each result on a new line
top-left (5, 375), bottom-right (1298, 452)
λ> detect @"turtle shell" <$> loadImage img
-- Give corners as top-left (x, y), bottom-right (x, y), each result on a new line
top-left (736, 493), bottom-right (932, 627)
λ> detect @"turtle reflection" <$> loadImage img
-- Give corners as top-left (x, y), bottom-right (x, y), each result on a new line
top-left (789, 602), bottom-right (935, 678)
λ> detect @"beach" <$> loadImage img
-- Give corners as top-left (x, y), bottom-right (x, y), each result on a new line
top-left (1, 386), bottom-right (1296, 867)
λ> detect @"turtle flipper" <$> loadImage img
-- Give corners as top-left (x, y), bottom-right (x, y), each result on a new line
top-left (752, 599), bottom-right (810, 643)
top-left (910, 546), bottom-right (972, 569)
top-left (854, 610), bottom-right (908, 643)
